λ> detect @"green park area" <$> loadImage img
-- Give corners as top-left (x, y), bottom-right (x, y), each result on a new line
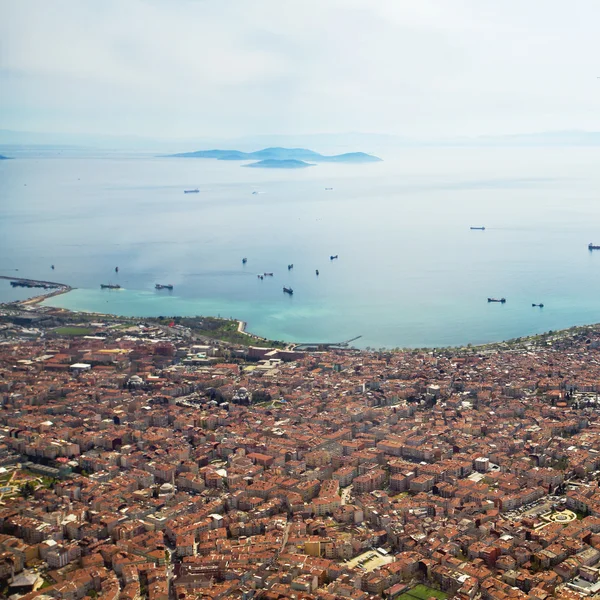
top-left (397, 584), bottom-right (448, 600)
top-left (51, 326), bottom-right (95, 336)
top-left (174, 316), bottom-right (286, 348)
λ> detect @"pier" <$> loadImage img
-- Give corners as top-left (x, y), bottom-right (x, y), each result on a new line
top-left (0, 275), bottom-right (69, 288)
top-left (0, 276), bottom-right (73, 306)
top-left (293, 335), bottom-right (362, 350)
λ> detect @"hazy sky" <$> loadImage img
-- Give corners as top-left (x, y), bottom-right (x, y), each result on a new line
top-left (2, 0), bottom-right (600, 138)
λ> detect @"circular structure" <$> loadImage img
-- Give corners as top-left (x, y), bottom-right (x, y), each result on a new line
top-left (548, 509), bottom-right (576, 524)
top-left (158, 482), bottom-right (174, 496)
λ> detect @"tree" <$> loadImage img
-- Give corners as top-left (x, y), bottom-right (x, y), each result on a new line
top-left (19, 481), bottom-right (35, 498)
top-left (251, 389), bottom-right (271, 404)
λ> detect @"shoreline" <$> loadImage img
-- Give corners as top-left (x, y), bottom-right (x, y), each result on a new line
top-left (234, 318), bottom-right (276, 344)
top-left (3, 276), bottom-right (600, 353)
top-left (0, 275), bottom-right (74, 306)
top-left (1, 279), bottom-right (283, 348)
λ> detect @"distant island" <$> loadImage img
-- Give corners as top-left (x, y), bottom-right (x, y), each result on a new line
top-left (0, 155), bottom-right (11, 160)
top-left (166, 146), bottom-right (382, 165)
top-left (243, 159), bottom-right (314, 169)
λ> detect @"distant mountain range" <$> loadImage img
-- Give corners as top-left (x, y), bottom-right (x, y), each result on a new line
top-left (6, 129), bottom-right (600, 155)
top-left (167, 147), bottom-right (383, 164)
top-left (243, 159), bottom-right (314, 169)
top-left (451, 130), bottom-right (600, 147)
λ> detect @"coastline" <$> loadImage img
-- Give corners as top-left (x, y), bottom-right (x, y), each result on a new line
top-left (1, 279), bottom-right (282, 348)
top-left (0, 275), bottom-right (73, 306)
top-left (3, 275), bottom-right (600, 353)
top-left (233, 317), bottom-right (277, 345)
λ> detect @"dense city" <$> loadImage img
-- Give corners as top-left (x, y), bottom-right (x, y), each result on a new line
top-left (2, 302), bottom-right (600, 600)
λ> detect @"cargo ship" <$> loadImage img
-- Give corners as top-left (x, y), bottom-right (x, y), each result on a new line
top-left (470, 226), bottom-right (485, 230)
top-left (283, 287), bottom-right (293, 295)
top-left (264, 272), bottom-right (274, 277)
top-left (330, 255), bottom-right (338, 260)
top-left (10, 280), bottom-right (59, 290)
top-left (101, 284), bottom-right (121, 290)
top-left (589, 243), bottom-right (600, 250)
top-left (487, 297), bottom-right (506, 303)
top-left (184, 189), bottom-right (199, 194)
top-left (532, 303), bottom-right (544, 308)
top-left (155, 284), bottom-right (173, 290)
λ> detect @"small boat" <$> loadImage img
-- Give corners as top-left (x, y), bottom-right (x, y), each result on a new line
top-left (252, 191), bottom-right (259, 195)
top-left (242, 257), bottom-right (247, 264)
top-left (315, 269), bottom-right (319, 276)
top-left (51, 265), bottom-right (55, 270)
top-left (155, 284), bottom-right (173, 290)
top-left (257, 274), bottom-right (264, 280)
top-left (264, 272), bottom-right (273, 277)
top-left (115, 266), bottom-right (119, 273)
top-left (287, 264), bottom-right (294, 270)
top-left (470, 226), bottom-right (485, 230)
top-left (101, 284), bottom-right (121, 290)
top-left (325, 187), bottom-right (333, 191)
top-left (487, 297), bottom-right (506, 303)
top-left (330, 255), bottom-right (338, 260)
top-left (532, 303), bottom-right (544, 308)
top-left (184, 189), bottom-right (199, 194)
top-left (283, 287), bottom-right (293, 295)
top-left (589, 243), bottom-right (600, 250)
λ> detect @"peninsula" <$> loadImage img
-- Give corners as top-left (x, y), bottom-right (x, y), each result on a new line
top-left (166, 146), bottom-right (382, 164)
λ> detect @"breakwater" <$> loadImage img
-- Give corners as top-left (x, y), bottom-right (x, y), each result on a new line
top-left (0, 276), bottom-right (73, 306)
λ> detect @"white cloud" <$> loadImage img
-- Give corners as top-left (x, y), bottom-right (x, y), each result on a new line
top-left (2, 0), bottom-right (600, 137)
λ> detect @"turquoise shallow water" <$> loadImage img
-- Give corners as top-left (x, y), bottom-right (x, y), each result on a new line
top-left (2, 146), bottom-right (600, 348)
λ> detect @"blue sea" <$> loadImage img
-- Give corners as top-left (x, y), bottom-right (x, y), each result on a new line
top-left (2, 146), bottom-right (600, 348)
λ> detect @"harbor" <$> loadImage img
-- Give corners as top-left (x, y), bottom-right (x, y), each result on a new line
top-left (0, 276), bottom-right (73, 307)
